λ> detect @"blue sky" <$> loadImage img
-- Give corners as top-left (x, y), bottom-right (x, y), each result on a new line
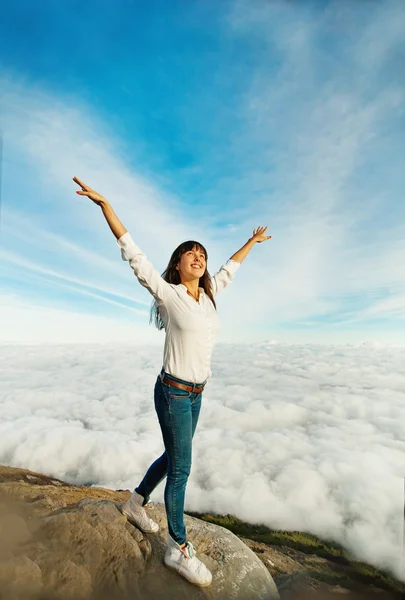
top-left (1, 0), bottom-right (405, 344)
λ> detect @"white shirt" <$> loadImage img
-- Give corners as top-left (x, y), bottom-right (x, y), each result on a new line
top-left (117, 232), bottom-right (240, 384)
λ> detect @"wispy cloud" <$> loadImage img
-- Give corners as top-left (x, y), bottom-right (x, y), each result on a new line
top-left (0, 294), bottom-right (159, 344)
top-left (1, 249), bottom-right (150, 310)
top-left (1, 0), bottom-right (405, 344)
top-left (0, 76), bottom-right (244, 342)
top-left (219, 0), bottom-right (405, 333)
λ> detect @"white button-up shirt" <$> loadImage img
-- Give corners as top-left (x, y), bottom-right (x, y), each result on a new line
top-left (117, 232), bottom-right (240, 384)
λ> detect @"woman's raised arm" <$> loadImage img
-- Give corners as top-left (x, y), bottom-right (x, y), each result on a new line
top-left (73, 176), bottom-right (173, 302)
top-left (74, 176), bottom-right (127, 239)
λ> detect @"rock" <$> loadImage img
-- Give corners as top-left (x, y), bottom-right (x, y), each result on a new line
top-left (0, 466), bottom-right (279, 600)
top-left (141, 502), bottom-right (280, 599)
top-left (239, 538), bottom-right (401, 600)
top-left (0, 556), bottom-right (43, 599)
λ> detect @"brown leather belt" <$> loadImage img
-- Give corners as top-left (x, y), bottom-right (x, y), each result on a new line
top-left (161, 371), bottom-right (205, 395)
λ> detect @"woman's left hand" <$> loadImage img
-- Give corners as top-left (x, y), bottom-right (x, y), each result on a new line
top-left (251, 226), bottom-right (272, 243)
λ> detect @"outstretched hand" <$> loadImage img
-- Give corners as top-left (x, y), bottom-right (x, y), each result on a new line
top-left (73, 176), bottom-right (107, 206)
top-left (251, 226), bottom-right (272, 243)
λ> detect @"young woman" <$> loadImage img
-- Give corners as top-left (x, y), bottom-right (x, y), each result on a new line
top-left (74, 176), bottom-right (271, 587)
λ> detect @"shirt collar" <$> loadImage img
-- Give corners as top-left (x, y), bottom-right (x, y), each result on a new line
top-left (178, 284), bottom-right (204, 294)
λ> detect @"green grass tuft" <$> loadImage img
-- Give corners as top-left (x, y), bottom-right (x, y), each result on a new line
top-left (186, 511), bottom-right (405, 596)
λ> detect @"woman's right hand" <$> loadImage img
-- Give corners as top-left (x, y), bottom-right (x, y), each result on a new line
top-left (73, 176), bottom-right (107, 206)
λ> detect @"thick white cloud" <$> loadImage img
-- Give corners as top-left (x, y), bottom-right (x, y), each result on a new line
top-left (1, 342), bottom-right (405, 580)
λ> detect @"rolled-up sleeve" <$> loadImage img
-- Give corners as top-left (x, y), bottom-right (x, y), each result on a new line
top-left (210, 259), bottom-right (240, 297)
top-left (117, 232), bottom-right (173, 302)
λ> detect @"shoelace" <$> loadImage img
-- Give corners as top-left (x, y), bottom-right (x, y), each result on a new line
top-left (181, 541), bottom-right (196, 559)
top-left (180, 543), bottom-right (208, 577)
top-left (189, 549), bottom-right (208, 576)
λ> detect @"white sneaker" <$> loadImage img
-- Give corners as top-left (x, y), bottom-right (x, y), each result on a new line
top-left (164, 535), bottom-right (212, 587)
top-left (121, 491), bottom-right (159, 533)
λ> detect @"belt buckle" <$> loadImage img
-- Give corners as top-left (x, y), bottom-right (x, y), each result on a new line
top-left (161, 371), bottom-right (204, 394)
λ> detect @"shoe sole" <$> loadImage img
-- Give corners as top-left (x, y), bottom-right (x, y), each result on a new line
top-left (163, 558), bottom-right (212, 587)
top-left (122, 508), bottom-right (159, 533)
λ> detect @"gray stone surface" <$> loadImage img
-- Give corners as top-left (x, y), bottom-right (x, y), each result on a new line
top-left (0, 490), bottom-right (279, 600)
top-left (141, 502), bottom-right (280, 599)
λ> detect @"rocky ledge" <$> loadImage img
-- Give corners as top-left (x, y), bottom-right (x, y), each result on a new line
top-left (0, 465), bottom-right (279, 600)
top-left (1, 466), bottom-right (403, 600)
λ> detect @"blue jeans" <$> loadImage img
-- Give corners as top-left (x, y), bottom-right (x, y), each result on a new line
top-left (135, 369), bottom-right (204, 545)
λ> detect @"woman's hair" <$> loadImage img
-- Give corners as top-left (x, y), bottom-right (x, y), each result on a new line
top-left (149, 240), bottom-right (216, 330)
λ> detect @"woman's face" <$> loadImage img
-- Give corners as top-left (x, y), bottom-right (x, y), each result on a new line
top-left (176, 245), bottom-right (206, 281)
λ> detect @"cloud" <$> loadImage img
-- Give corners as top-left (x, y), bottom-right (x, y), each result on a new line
top-left (0, 75), bottom-right (234, 260)
top-left (0, 295), bottom-right (159, 344)
top-left (1, 250), bottom-right (150, 312)
top-left (0, 76), bottom-right (243, 342)
top-left (220, 0), bottom-right (405, 332)
top-left (1, 342), bottom-right (405, 580)
top-left (1, 0), bottom-right (405, 345)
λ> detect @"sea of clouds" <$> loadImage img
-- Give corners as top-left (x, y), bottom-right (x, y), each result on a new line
top-left (1, 341), bottom-right (405, 580)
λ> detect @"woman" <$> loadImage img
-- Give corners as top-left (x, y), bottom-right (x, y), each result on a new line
top-left (74, 176), bottom-right (271, 587)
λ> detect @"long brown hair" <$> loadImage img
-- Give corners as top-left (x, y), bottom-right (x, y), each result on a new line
top-left (149, 240), bottom-right (216, 330)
